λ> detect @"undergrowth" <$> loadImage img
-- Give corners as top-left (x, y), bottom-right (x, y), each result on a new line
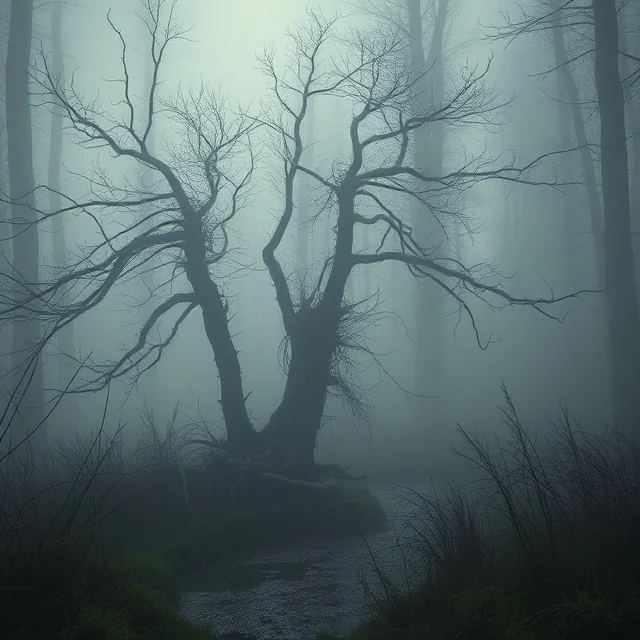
top-left (342, 387), bottom-right (640, 640)
top-left (0, 384), bottom-right (384, 638)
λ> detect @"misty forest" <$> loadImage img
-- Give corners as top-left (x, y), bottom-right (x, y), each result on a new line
top-left (1, 0), bottom-right (640, 638)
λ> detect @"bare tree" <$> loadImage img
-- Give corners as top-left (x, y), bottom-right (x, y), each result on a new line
top-left (593, 0), bottom-right (640, 430)
top-left (487, 0), bottom-right (605, 290)
top-left (407, 0), bottom-right (449, 409)
top-left (3, 0), bottom-right (257, 452)
top-left (618, 0), bottom-right (640, 297)
top-left (0, 2), bottom-right (586, 475)
top-left (255, 11), bottom-right (583, 470)
top-left (549, 0), bottom-right (603, 291)
top-left (487, 0), bottom-right (640, 432)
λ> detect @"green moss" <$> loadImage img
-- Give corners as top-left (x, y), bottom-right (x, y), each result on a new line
top-left (446, 584), bottom-right (529, 640)
top-left (64, 581), bottom-right (213, 640)
top-left (110, 552), bottom-right (180, 597)
top-left (544, 586), bottom-right (640, 640)
top-left (2, 550), bottom-right (214, 640)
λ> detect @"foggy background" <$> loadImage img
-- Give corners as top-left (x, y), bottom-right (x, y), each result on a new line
top-left (6, 0), bottom-right (613, 479)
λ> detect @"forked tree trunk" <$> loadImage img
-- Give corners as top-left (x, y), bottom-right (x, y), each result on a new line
top-left (593, 0), bottom-right (640, 432)
top-left (260, 308), bottom-right (337, 472)
top-left (260, 192), bottom-right (356, 475)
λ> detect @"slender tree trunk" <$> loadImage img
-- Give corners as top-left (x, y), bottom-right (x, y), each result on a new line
top-left (6, 0), bottom-right (45, 442)
top-left (552, 15), bottom-right (579, 290)
top-left (552, 2), bottom-right (605, 290)
top-left (407, 0), bottom-right (448, 410)
top-left (618, 5), bottom-right (640, 299)
top-left (48, 1), bottom-right (75, 392)
top-left (0, 1), bottom-right (11, 377)
top-left (593, 0), bottom-right (640, 432)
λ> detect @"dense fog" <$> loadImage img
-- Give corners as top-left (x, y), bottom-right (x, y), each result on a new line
top-left (0, 0), bottom-right (636, 477)
top-left (3, 2), bottom-right (640, 639)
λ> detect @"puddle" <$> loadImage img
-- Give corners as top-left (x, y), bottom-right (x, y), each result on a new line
top-left (179, 488), bottom-right (417, 640)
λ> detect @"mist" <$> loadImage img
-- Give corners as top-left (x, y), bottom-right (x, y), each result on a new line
top-left (1, 0), bottom-right (638, 638)
top-left (42, 0), bottom-right (610, 473)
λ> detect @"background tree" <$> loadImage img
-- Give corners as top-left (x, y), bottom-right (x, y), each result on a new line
top-left (593, 0), bottom-right (640, 430)
top-left (5, 0), bottom-right (44, 443)
top-left (351, 0), bottom-right (462, 417)
top-left (47, 0), bottom-right (75, 396)
top-left (255, 11), bottom-right (581, 469)
top-left (406, 0), bottom-right (450, 416)
top-left (488, 0), bottom-right (640, 432)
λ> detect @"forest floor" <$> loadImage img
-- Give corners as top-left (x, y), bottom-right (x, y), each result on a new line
top-left (1, 426), bottom-right (386, 640)
top-left (326, 404), bottom-right (640, 640)
top-left (4, 397), bottom-right (640, 639)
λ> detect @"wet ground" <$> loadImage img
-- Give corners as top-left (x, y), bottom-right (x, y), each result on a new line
top-left (178, 487), bottom-right (415, 640)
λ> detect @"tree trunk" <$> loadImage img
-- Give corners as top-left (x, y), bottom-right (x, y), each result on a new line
top-left (408, 0), bottom-right (447, 404)
top-left (6, 0), bottom-right (45, 442)
top-left (0, 0), bottom-right (11, 375)
top-left (138, 20), bottom-right (157, 393)
top-left (260, 307), bottom-right (337, 474)
top-left (551, 13), bottom-right (579, 290)
top-left (261, 192), bottom-right (356, 475)
top-left (48, 0), bottom-right (75, 393)
top-left (593, 0), bottom-right (640, 432)
top-left (552, 1), bottom-right (605, 290)
top-left (618, 5), bottom-right (640, 300)
top-left (407, 0), bottom-right (448, 412)
top-left (183, 218), bottom-right (255, 452)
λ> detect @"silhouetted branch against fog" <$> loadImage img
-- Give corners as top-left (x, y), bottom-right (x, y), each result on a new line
top-left (257, 11), bottom-right (592, 349)
top-left (0, 0), bottom-right (257, 407)
top-left (0, 0), bottom-right (601, 469)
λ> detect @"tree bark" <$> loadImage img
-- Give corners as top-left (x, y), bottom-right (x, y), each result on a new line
top-left (6, 0), bottom-right (44, 441)
top-left (593, 0), bottom-right (640, 432)
top-left (0, 0), bottom-right (11, 373)
top-left (260, 308), bottom-right (337, 473)
top-left (551, 16), bottom-right (578, 290)
top-left (138, 18), bottom-right (158, 393)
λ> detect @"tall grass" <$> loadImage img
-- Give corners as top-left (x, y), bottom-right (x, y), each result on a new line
top-left (353, 387), bottom-right (640, 640)
top-left (0, 373), bottom-right (216, 639)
